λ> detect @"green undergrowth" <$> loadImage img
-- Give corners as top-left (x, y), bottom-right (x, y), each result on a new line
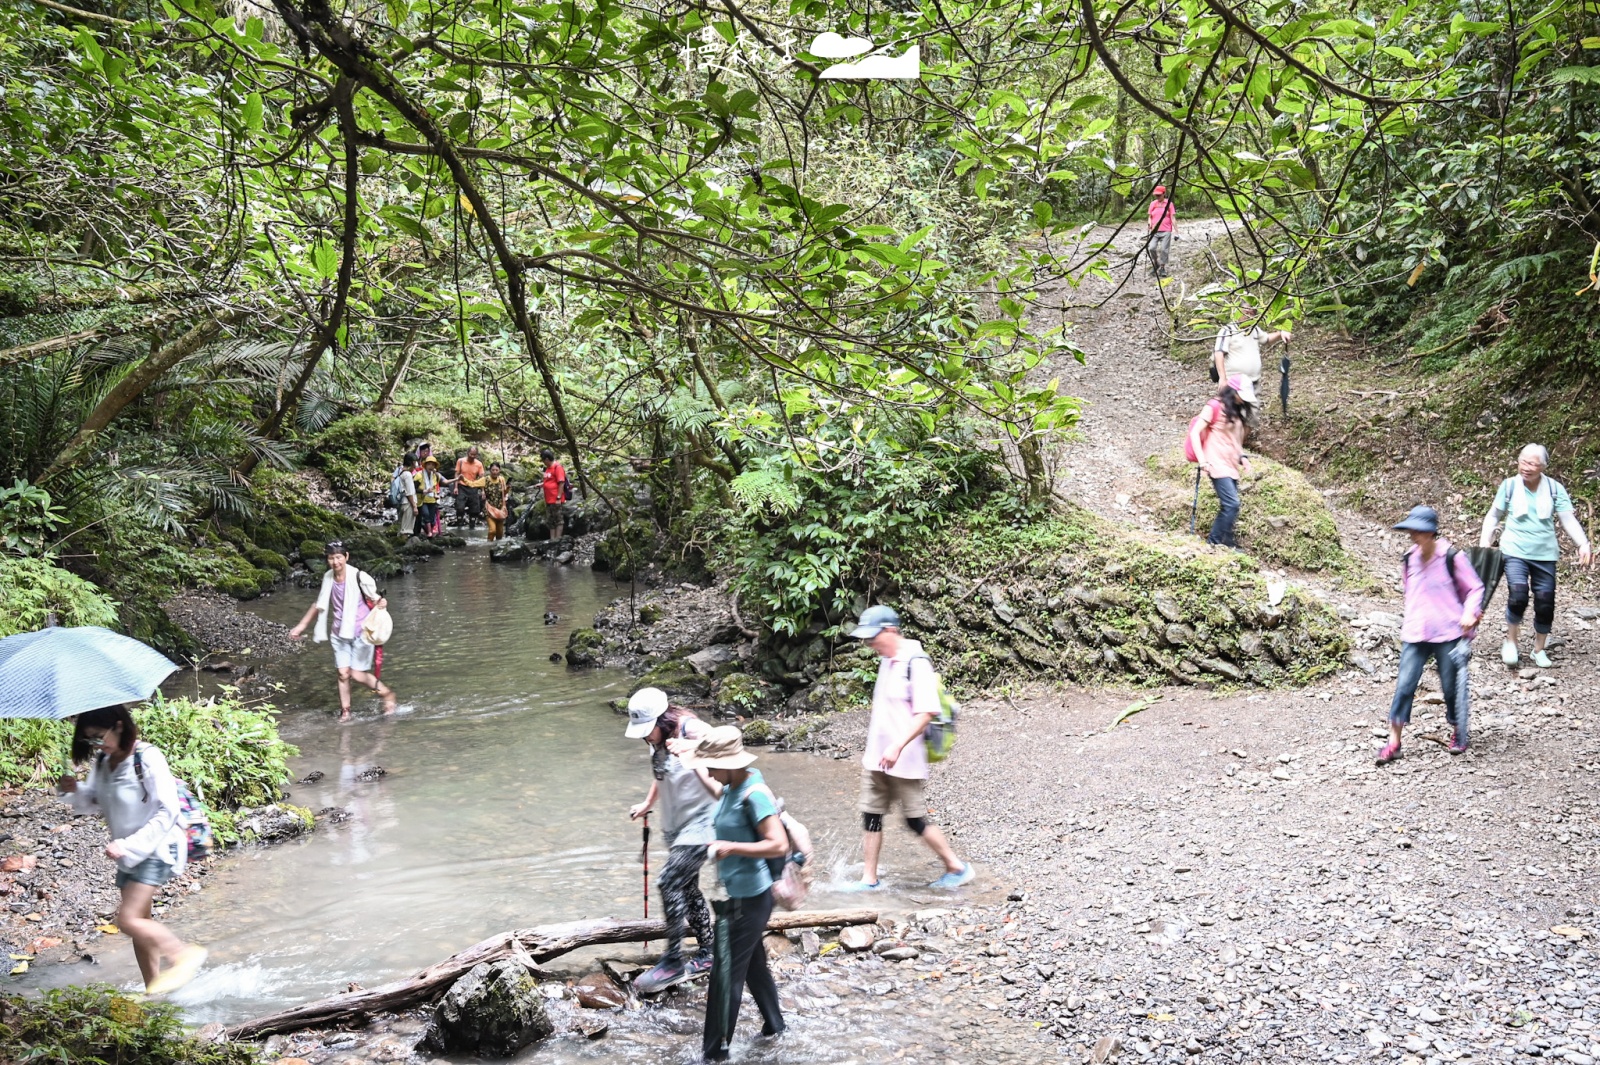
top-left (882, 505), bottom-right (1350, 689)
top-left (0, 694), bottom-right (296, 844)
top-left (1142, 449), bottom-right (1374, 587)
top-left (0, 555), bottom-right (119, 636)
top-left (0, 985), bottom-right (258, 1065)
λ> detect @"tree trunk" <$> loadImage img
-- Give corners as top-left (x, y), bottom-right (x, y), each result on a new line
top-left (375, 327), bottom-right (421, 413)
top-left (226, 909), bottom-right (878, 1040)
top-left (36, 314), bottom-right (231, 481)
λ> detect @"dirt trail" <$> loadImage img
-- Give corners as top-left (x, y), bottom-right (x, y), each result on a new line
top-left (1034, 220), bottom-right (1402, 586)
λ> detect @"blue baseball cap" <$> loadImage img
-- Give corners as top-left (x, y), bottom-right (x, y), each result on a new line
top-left (1393, 505), bottom-right (1439, 534)
top-left (849, 605), bottom-right (902, 639)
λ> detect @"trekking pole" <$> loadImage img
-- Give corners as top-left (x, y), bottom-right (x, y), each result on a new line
top-left (641, 813), bottom-right (651, 951)
top-left (1190, 466), bottom-right (1202, 535)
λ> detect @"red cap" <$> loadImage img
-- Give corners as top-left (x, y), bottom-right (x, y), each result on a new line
top-left (1153, 185), bottom-right (1167, 196)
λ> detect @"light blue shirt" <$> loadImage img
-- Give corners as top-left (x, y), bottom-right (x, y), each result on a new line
top-left (1493, 475), bottom-right (1572, 562)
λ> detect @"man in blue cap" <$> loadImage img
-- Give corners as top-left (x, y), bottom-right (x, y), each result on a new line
top-left (842, 604), bottom-right (973, 891)
top-left (1381, 505), bottom-right (1484, 763)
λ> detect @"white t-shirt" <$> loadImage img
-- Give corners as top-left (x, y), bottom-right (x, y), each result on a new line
top-left (1214, 324), bottom-right (1266, 382)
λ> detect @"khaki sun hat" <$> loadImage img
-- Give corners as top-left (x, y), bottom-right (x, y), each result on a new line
top-left (679, 725), bottom-right (757, 770)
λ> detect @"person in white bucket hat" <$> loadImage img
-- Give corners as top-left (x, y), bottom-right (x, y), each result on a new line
top-left (624, 687), bottom-right (719, 993)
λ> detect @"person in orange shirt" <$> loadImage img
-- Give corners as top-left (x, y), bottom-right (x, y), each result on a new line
top-left (451, 446), bottom-right (486, 528)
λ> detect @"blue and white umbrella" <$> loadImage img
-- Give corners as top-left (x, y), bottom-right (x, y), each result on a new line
top-left (0, 626), bottom-right (179, 720)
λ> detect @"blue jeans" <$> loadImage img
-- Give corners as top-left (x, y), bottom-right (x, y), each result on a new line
top-left (1208, 476), bottom-right (1240, 546)
top-left (1503, 556), bottom-right (1556, 634)
top-left (1390, 640), bottom-right (1467, 741)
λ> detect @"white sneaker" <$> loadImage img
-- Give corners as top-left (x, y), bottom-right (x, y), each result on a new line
top-left (1500, 640), bottom-right (1519, 666)
top-left (1533, 650), bottom-right (1553, 669)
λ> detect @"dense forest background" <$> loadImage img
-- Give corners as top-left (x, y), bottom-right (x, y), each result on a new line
top-left (1, 0), bottom-right (1597, 647)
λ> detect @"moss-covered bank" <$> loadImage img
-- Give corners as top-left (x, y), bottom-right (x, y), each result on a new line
top-left (1142, 448), bottom-right (1374, 586)
top-left (882, 506), bottom-right (1349, 689)
top-left (0, 986), bottom-right (258, 1064)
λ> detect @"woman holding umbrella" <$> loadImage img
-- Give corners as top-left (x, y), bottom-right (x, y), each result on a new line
top-left (677, 726), bottom-right (788, 1062)
top-left (57, 704), bottom-right (207, 994)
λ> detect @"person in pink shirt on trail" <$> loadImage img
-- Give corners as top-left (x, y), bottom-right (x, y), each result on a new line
top-left (1188, 375), bottom-right (1256, 549)
top-left (1379, 506), bottom-right (1484, 764)
top-left (1147, 185), bottom-right (1176, 276)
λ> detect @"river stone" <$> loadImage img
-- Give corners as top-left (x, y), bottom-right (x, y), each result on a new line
top-left (1098, 624), bottom-right (1128, 646)
top-left (236, 804), bottom-right (310, 843)
top-left (686, 644), bottom-right (738, 676)
top-left (566, 628), bottom-right (605, 668)
top-left (574, 972), bottom-right (627, 1009)
top-left (1237, 632), bottom-right (1264, 657)
top-left (993, 601), bottom-right (1017, 625)
top-left (839, 926), bottom-right (877, 952)
top-left (488, 541), bottom-right (528, 563)
top-left (424, 960), bottom-right (552, 1057)
top-left (1576, 606), bottom-right (1600, 620)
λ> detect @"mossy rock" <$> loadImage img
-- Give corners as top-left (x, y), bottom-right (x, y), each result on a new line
top-left (209, 567), bottom-right (278, 601)
top-left (243, 547), bottom-right (289, 574)
top-left (785, 670), bottom-right (871, 715)
top-left (567, 627), bottom-right (606, 668)
top-left (715, 672), bottom-right (776, 716)
top-left (363, 558), bottom-right (405, 580)
top-left (400, 536), bottom-right (446, 558)
top-left (298, 538), bottom-right (327, 563)
top-left (435, 533), bottom-right (468, 549)
top-left (1143, 449), bottom-right (1369, 579)
top-left (740, 718), bottom-right (786, 745)
top-left (638, 603), bottom-right (664, 625)
top-left (637, 657), bottom-right (712, 697)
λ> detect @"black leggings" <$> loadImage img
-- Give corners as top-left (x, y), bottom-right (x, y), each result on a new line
top-left (703, 890), bottom-right (782, 1061)
top-left (659, 845), bottom-right (713, 963)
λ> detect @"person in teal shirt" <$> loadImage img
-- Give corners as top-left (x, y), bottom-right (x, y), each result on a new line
top-left (678, 726), bottom-right (787, 1062)
top-left (1479, 444), bottom-right (1593, 668)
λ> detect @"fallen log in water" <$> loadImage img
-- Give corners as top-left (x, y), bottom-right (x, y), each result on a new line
top-left (227, 908), bottom-right (878, 1040)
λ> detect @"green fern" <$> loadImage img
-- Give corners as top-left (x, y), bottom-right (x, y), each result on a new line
top-left (730, 468), bottom-right (802, 514)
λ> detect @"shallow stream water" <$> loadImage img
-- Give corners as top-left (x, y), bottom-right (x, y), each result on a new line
top-left (30, 547), bottom-right (980, 1062)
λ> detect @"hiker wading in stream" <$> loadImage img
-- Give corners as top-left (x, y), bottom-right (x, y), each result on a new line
top-left (1379, 506), bottom-right (1484, 764)
top-left (540, 448), bottom-right (569, 540)
top-left (676, 727), bottom-right (786, 1062)
top-left (452, 445), bottom-right (486, 528)
top-left (1188, 375), bottom-right (1256, 550)
top-left (842, 605), bottom-right (973, 892)
top-left (483, 462), bottom-right (510, 542)
top-left (57, 705), bottom-right (208, 995)
top-left (288, 541), bottom-right (398, 719)
top-left (626, 687), bottom-right (719, 994)
top-left (1480, 444), bottom-right (1593, 668)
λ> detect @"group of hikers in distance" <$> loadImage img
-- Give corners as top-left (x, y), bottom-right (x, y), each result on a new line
top-left (387, 442), bottom-right (570, 543)
top-left (1158, 185), bottom-right (1592, 764)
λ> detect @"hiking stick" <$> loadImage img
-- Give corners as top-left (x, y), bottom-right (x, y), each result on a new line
top-left (641, 814), bottom-right (650, 950)
top-left (1190, 466), bottom-right (1202, 534)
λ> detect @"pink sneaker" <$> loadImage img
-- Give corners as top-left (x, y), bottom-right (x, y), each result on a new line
top-left (1375, 742), bottom-right (1402, 765)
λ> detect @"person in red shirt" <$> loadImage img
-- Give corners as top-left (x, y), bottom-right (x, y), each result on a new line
top-left (1147, 185), bottom-right (1176, 277)
top-left (540, 448), bottom-right (569, 541)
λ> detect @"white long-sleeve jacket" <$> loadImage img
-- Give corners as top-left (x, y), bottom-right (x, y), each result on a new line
top-left (61, 741), bottom-right (187, 875)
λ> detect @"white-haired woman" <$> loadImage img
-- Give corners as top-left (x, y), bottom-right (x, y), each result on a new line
top-left (1480, 444), bottom-right (1593, 667)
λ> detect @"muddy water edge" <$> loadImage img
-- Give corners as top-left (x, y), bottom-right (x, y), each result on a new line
top-left (26, 547), bottom-right (1054, 1064)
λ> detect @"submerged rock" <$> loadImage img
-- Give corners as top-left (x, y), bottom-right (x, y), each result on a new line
top-left (236, 803), bottom-right (313, 843)
top-left (424, 959), bottom-right (552, 1057)
top-left (488, 541), bottom-right (528, 563)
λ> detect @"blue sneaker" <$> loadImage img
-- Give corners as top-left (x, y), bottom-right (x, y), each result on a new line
top-left (838, 879), bottom-right (883, 893)
top-left (929, 863), bottom-right (975, 889)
